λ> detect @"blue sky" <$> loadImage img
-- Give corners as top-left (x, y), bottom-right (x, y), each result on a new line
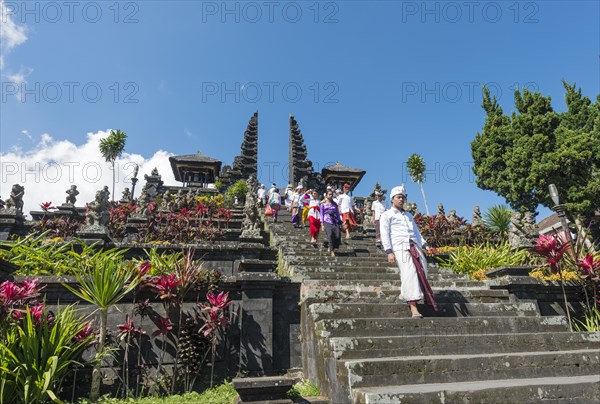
top-left (1, 0), bottom-right (598, 218)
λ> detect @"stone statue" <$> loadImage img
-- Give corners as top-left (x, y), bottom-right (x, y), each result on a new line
top-left (151, 167), bottom-right (159, 176)
top-left (135, 187), bottom-right (151, 217)
top-left (363, 199), bottom-right (373, 230)
top-left (5, 184), bottom-right (24, 215)
top-left (447, 210), bottom-right (458, 223)
top-left (472, 205), bottom-right (483, 226)
top-left (65, 185), bottom-right (79, 205)
top-left (241, 176), bottom-right (261, 239)
top-left (437, 203), bottom-right (445, 216)
top-left (405, 201), bottom-right (418, 215)
top-left (0, 197), bottom-right (4, 210)
top-left (120, 187), bottom-right (131, 203)
top-left (159, 190), bottom-right (172, 211)
top-left (508, 211), bottom-right (536, 249)
top-left (85, 187), bottom-right (111, 226)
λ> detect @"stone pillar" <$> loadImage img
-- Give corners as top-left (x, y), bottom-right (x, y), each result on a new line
top-left (237, 271), bottom-right (280, 375)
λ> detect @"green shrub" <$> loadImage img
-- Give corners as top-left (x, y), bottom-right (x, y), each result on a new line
top-left (224, 180), bottom-right (248, 204)
top-left (0, 232), bottom-right (100, 276)
top-left (437, 242), bottom-right (529, 279)
top-left (0, 305), bottom-right (93, 403)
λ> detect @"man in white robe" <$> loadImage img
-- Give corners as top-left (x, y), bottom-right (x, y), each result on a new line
top-left (380, 185), bottom-right (437, 317)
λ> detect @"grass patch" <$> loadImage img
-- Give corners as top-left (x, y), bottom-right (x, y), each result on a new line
top-left (76, 381), bottom-right (237, 404)
top-left (287, 379), bottom-right (320, 400)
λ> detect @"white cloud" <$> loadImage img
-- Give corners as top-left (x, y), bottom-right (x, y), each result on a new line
top-left (0, 0), bottom-right (28, 69)
top-left (0, 130), bottom-right (178, 218)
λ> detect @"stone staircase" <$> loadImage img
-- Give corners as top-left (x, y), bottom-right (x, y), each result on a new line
top-left (268, 210), bottom-right (600, 403)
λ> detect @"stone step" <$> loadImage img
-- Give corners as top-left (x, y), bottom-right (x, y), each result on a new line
top-left (342, 349), bottom-right (600, 389)
top-left (302, 288), bottom-right (510, 304)
top-left (326, 332), bottom-right (600, 360)
top-left (353, 375), bottom-right (600, 404)
top-left (297, 272), bottom-right (470, 282)
top-left (308, 302), bottom-right (540, 321)
top-left (315, 316), bottom-right (570, 337)
top-left (295, 272), bottom-right (402, 281)
top-left (289, 265), bottom-right (398, 275)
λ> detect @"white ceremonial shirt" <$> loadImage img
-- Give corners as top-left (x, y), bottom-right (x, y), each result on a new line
top-left (372, 200), bottom-right (386, 221)
top-left (337, 193), bottom-right (354, 214)
top-left (380, 207), bottom-right (425, 252)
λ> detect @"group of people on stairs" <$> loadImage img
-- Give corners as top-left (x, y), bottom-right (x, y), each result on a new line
top-left (258, 182), bottom-right (438, 317)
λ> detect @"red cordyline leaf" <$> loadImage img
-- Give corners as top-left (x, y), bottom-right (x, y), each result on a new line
top-left (0, 281), bottom-right (23, 303)
top-left (138, 261), bottom-right (152, 277)
top-left (118, 316), bottom-right (145, 339)
top-left (577, 253), bottom-right (600, 278)
top-left (152, 317), bottom-right (173, 337)
top-left (149, 274), bottom-right (181, 301)
top-left (74, 320), bottom-right (95, 342)
top-left (534, 234), bottom-right (570, 272)
top-left (207, 291), bottom-right (231, 309)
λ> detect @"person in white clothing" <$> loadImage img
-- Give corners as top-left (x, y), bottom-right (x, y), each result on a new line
top-left (257, 184), bottom-right (267, 208)
top-left (380, 185), bottom-right (438, 317)
top-left (371, 191), bottom-right (387, 245)
top-left (337, 183), bottom-right (356, 239)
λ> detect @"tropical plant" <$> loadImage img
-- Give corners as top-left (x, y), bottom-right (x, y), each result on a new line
top-left (0, 305), bottom-right (93, 403)
top-left (63, 250), bottom-right (142, 401)
top-left (198, 291), bottom-right (232, 388)
top-left (99, 129), bottom-right (127, 201)
top-left (0, 232), bottom-right (100, 276)
top-left (483, 204), bottom-right (512, 235)
top-left (573, 306), bottom-right (600, 332)
top-left (406, 153), bottom-right (430, 216)
top-left (531, 233), bottom-right (574, 330)
top-left (437, 242), bottom-right (529, 279)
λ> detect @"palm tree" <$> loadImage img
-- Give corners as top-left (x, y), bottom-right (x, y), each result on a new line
top-left (406, 153), bottom-right (430, 215)
top-left (63, 250), bottom-right (141, 400)
top-left (99, 129), bottom-right (127, 201)
top-left (483, 204), bottom-right (512, 235)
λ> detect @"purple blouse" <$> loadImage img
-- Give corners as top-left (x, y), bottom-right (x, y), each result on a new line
top-left (320, 201), bottom-right (342, 225)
